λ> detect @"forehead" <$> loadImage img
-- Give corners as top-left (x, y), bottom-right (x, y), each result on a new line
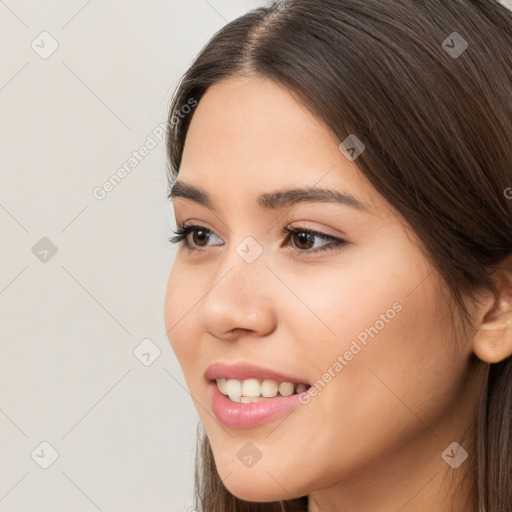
top-left (185, 76), bottom-right (329, 147)
top-left (177, 76), bottom-right (386, 215)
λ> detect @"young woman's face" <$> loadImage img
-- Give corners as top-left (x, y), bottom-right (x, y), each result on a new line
top-left (164, 76), bottom-right (481, 508)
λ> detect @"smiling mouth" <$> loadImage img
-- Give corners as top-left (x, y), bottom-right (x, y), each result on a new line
top-left (213, 377), bottom-right (311, 403)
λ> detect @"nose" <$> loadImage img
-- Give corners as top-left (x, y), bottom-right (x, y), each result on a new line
top-left (196, 251), bottom-right (277, 341)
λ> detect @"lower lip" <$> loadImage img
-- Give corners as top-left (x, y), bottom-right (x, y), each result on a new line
top-left (209, 381), bottom-right (306, 429)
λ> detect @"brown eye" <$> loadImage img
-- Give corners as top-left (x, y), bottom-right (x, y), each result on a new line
top-left (290, 231), bottom-right (315, 250)
top-left (168, 224), bottom-right (223, 250)
top-left (169, 224), bottom-right (347, 256)
top-left (191, 228), bottom-right (210, 247)
top-left (283, 227), bottom-right (348, 256)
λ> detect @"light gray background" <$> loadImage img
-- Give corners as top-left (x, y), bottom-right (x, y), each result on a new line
top-left (0, 1), bottom-right (266, 511)
top-left (1, 1), bottom-right (511, 511)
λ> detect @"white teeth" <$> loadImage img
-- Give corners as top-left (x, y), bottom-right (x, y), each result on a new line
top-left (278, 382), bottom-right (294, 397)
top-left (216, 378), bottom-right (307, 402)
top-left (241, 396), bottom-right (266, 403)
top-left (224, 379), bottom-right (242, 401)
top-left (217, 378), bottom-right (227, 394)
top-left (295, 383), bottom-right (307, 394)
top-left (241, 378), bottom-right (261, 397)
top-left (261, 379), bottom-right (278, 397)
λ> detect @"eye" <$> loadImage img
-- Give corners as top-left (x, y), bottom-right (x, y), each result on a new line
top-left (282, 226), bottom-right (347, 255)
top-left (168, 223), bottom-right (347, 255)
top-left (168, 224), bottom-right (223, 249)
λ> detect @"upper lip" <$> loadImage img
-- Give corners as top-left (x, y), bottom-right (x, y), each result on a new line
top-left (205, 361), bottom-right (309, 385)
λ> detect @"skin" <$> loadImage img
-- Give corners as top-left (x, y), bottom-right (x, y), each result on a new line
top-left (164, 76), bottom-right (512, 512)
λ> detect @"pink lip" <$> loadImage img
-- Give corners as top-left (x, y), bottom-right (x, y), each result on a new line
top-left (205, 361), bottom-right (310, 429)
top-left (204, 361), bottom-right (309, 385)
top-left (209, 381), bottom-right (306, 429)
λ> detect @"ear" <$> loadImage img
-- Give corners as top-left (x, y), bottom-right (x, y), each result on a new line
top-left (472, 256), bottom-right (512, 364)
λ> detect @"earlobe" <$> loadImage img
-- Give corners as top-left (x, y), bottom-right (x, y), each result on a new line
top-left (473, 301), bottom-right (512, 364)
top-left (472, 257), bottom-right (512, 364)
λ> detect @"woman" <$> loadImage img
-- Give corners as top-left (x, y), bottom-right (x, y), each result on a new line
top-left (163, 1), bottom-right (512, 510)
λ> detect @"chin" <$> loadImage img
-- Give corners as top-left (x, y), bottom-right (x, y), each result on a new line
top-left (213, 453), bottom-right (296, 502)
top-left (224, 478), bottom-right (292, 503)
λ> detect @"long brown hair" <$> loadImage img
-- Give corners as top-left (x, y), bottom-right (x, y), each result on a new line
top-left (165, 1), bottom-right (512, 510)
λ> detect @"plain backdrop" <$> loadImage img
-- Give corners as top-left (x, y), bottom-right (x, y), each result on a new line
top-left (1, 1), bottom-right (511, 511)
top-left (0, 1), bottom-right (266, 511)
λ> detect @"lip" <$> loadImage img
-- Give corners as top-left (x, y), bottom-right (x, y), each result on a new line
top-left (205, 361), bottom-right (309, 385)
top-left (209, 381), bottom-right (305, 429)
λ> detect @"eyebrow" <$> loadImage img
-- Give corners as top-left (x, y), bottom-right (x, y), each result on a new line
top-left (169, 180), bottom-right (368, 212)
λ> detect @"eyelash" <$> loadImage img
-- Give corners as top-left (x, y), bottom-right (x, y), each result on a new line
top-left (167, 223), bottom-right (347, 256)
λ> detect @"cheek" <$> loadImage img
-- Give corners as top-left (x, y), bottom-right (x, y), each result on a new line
top-left (291, 249), bottom-right (462, 442)
top-left (164, 262), bottom-right (199, 366)
top-left (274, 249), bottom-right (408, 354)
top-left (302, 270), bottom-right (462, 466)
